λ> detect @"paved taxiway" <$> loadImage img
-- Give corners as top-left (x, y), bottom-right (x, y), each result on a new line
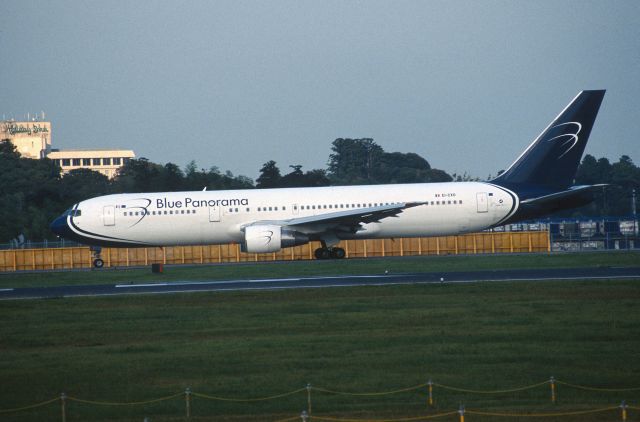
top-left (1, 266), bottom-right (639, 300)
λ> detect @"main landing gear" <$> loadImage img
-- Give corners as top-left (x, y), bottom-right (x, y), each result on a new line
top-left (314, 247), bottom-right (346, 260)
top-left (90, 247), bottom-right (104, 268)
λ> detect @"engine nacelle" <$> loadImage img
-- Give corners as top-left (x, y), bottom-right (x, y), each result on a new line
top-left (241, 225), bottom-right (309, 253)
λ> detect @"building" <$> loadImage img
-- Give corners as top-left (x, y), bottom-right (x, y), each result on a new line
top-left (2, 114), bottom-right (136, 179)
top-left (0, 117), bottom-right (51, 159)
top-left (47, 149), bottom-right (136, 179)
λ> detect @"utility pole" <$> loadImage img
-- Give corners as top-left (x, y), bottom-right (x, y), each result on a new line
top-left (632, 188), bottom-right (638, 236)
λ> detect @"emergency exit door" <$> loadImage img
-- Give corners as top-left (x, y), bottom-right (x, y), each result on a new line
top-left (209, 206), bottom-right (221, 222)
top-left (476, 192), bottom-right (488, 213)
top-left (103, 206), bottom-right (115, 226)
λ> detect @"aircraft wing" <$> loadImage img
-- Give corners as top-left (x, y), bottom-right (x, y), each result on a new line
top-left (249, 202), bottom-right (425, 234)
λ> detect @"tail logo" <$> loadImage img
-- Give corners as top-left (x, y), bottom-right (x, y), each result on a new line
top-left (546, 121), bottom-right (582, 159)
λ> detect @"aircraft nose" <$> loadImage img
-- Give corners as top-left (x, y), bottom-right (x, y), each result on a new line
top-left (50, 214), bottom-right (71, 238)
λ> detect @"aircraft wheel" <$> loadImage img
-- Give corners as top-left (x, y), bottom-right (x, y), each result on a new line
top-left (314, 248), bottom-right (331, 260)
top-left (330, 247), bottom-right (346, 259)
top-left (93, 258), bottom-right (104, 268)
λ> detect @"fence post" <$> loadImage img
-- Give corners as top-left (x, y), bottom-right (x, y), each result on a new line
top-left (60, 393), bottom-right (66, 422)
top-left (185, 387), bottom-right (191, 419)
top-left (306, 383), bottom-right (312, 415)
top-left (458, 403), bottom-right (465, 422)
top-left (620, 401), bottom-right (628, 421)
top-left (550, 376), bottom-right (556, 404)
top-left (427, 379), bottom-right (433, 406)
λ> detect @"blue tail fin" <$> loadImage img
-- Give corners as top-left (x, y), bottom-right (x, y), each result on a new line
top-left (492, 90), bottom-right (605, 191)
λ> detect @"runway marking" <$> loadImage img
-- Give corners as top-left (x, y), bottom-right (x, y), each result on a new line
top-left (116, 283), bottom-right (169, 288)
top-left (0, 288), bottom-right (14, 292)
top-left (115, 278), bottom-right (303, 288)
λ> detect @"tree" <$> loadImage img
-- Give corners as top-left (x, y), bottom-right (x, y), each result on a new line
top-left (59, 169), bottom-right (111, 204)
top-left (114, 158), bottom-right (163, 192)
top-left (256, 160), bottom-right (282, 188)
top-left (328, 138), bottom-right (384, 184)
top-left (161, 163), bottom-right (185, 191)
top-left (278, 165), bottom-right (331, 188)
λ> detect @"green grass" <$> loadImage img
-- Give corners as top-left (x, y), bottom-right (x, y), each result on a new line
top-left (1, 277), bottom-right (639, 421)
top-left (1, 250), bottom-right (639, 288)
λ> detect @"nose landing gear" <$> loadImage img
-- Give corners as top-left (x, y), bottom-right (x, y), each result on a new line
top-left (90, 247), bottom-right (104, 268)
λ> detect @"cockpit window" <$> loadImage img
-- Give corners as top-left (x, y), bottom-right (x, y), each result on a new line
top-left (63, 206), bottom-right (82, 217)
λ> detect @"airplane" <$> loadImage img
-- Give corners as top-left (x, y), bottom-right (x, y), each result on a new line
top-left (51, 90), bottom-right (606, 268)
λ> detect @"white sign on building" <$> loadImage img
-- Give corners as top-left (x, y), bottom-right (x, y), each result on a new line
top-left (0, 119), bottom-right (51, 159)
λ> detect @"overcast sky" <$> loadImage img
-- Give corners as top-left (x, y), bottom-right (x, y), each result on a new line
top-left (2, 1), bottom-right (639, 180)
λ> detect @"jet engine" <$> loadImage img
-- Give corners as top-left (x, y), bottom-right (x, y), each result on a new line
top-left (241, 225), bottom-right (309, 253)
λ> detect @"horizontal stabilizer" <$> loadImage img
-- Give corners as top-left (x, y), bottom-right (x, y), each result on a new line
top-left (520, 184), bottom-right (606, 206)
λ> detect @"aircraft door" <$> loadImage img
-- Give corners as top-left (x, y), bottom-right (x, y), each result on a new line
top-left (103, 206), bottom-right (115, 226)
top-left (292, 204), bottom-right (299, 215)
top-left (209, 206), bottom-right (221, 222)
top-left (476, 192), bottom-right (488, 213)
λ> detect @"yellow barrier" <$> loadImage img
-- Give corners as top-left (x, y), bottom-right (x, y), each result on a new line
top-left (1, 378), bottom-right (638, 421)
top-left (0, 231), bottom-right (549, 272)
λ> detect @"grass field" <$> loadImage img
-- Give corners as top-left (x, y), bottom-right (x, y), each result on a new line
top-left (1, 252), bottom-right (639, 421)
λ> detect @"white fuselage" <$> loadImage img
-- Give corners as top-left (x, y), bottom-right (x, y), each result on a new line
top-left (66, 182), bottom-right (518, 247)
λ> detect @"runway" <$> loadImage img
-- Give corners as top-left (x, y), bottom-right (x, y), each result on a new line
top-left (1, 266), bottom-right (639, 300)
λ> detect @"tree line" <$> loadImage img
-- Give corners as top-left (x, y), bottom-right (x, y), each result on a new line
top-left (1, 138), bottom-right (638, 243)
